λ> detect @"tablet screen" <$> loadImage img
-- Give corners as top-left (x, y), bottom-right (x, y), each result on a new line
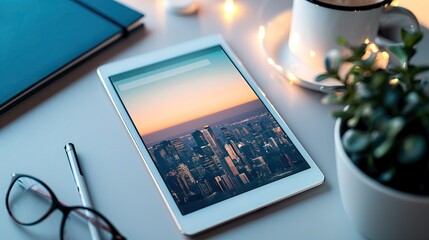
top-left (110, 46), bottom-right (310, 215)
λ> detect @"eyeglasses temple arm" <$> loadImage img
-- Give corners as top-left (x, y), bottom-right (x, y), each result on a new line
top-left (17, 179), bottom-right (114, 234)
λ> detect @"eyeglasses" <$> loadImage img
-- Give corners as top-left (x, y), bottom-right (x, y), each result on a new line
top-left (5, 173), bottom-right (126, 240)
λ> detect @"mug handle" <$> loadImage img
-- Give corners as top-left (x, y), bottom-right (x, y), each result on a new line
top-left (377, 6), bottom-right (420, 45)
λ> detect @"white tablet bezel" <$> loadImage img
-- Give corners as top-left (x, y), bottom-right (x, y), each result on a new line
top-left (97, 35), bottom-right (324, 235)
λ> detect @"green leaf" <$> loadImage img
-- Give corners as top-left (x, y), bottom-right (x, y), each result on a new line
top-left (409, 65), bottom-right (429, 76)
top-left (342, 129), bottom-right (370, 153)
top-left (378, 168), bottom-right (396, 182)
top-left (325, 85), bottom-right (346, 92)
top-left (321, 93), bottom-right (342, 104)
top-left (387, 117), bottom-right (406, 138)
top-left (388, 45), bottom-right (409, 66)
top-left (420, 78), bottom-right (429, 97)
top-left (349, 44), bottom-right (367, 61)
top-left (401, 29), bottom-right (423, 48)
top-left (374, 118), bottom-right (404, 150)
top-left (332, 110), bottom-right (353, 119)
top-left (374, 138), bottom-right (394, 158)
top-left (372, 108), bottom-right (389, 129)
top-left (324, 49), bottom-right (343, 73)
top-left (370, 131), bottom-right (383, 143)
top-left (361, 104), bottom-right (373, 117)
top-left (403, 92), bottom-right (420, 114)
top-left (337, 37), bottom-right (348, 46)
top-left (356, 83), bottom-right (372, 99)
top-left (383, 88), bottom-right (401, 108)
top-left (370, 71), bottom-right (388, 89)
top-left (407, 48), bottom-right (417, 61)
top-left (316, 73), bottom-right (338, 82)
top-left (347, 117), bottom-right (359, 128)
top-left (398, 135), bottom-right (426, 164)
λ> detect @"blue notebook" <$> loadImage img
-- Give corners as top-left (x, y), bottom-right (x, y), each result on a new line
top-left (0, 0), bottom-right (144, 113)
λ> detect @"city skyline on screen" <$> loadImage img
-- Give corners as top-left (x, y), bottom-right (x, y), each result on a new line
top-left (113, 47), bottom-right (310, 214)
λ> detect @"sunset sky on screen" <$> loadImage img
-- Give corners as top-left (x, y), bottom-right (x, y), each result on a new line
top-left (115, 47), bottom-right (258, 136)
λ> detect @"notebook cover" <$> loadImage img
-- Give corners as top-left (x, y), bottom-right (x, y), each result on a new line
top-left (0, 0), bottom-right (143, 113)
top-left (78, 0), bottom-right (143, 29)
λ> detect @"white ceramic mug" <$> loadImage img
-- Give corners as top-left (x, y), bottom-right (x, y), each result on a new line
top-left (288, 0), bottom-right (419, 70)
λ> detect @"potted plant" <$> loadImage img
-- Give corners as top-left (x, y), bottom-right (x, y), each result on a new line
top-left (317, 30), bottom-right (429, 240)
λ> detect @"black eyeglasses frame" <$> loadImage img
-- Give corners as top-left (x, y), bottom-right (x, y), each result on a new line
top-left (5, 173), bottom-right (126, 240)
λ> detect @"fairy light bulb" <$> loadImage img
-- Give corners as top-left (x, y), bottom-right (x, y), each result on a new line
top-left (224, 0), bottom-right (236, 14)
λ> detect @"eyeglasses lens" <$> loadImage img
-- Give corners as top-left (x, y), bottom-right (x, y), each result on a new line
top-left (63, 207), bottom-right (114, 240)
top-left (7, 176), bottom-right (53, 224)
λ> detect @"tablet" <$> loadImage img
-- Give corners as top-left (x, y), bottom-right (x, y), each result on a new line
top-left (97, 35), bottom-right (324, 235)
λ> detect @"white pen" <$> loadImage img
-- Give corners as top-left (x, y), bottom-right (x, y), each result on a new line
top-left (65, 143), bottom-right (100, 240)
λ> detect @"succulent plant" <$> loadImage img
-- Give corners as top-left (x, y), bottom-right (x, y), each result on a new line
top-left (318, 29), bottom-right (429, 195)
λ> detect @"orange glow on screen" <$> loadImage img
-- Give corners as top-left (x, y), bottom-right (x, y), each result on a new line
top-left (135, 79), bottom-right (257, 136)
top-left (118, 48), bottom-right (259, 137)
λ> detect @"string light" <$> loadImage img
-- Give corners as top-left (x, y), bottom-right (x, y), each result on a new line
top-left (389, 78), bottom-right (400, 86)
top-left (362, 42), bottom-right (380, 61)
top-left (390, 0), bottom-right (400, 6)
top-left (258, 25), bottom-right (265, 41)
top-left (368, 43), bottom-right (379, 53)
top-left (286, 71), bottom-right (299, 85)
top-left (224, 0), bottom-right (236, 14)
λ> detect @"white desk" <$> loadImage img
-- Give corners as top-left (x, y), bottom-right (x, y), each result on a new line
top-left (1, 0), bottom-right (428, 239)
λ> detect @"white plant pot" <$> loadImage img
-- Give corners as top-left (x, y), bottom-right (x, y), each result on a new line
top-left (335, 119), bottom-right (429, 240)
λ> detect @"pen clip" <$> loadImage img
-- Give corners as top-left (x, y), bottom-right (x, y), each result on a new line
top-left (65, 143), bottom-right (84, 176)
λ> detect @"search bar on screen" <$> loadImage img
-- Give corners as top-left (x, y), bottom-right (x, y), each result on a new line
top-left (119, 59), bottom-right (211, 91)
